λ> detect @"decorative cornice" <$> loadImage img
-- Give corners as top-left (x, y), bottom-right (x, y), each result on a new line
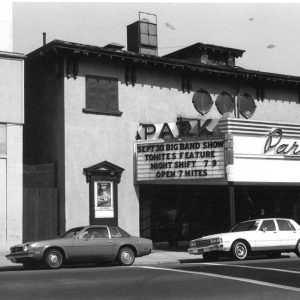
top-left (26, 40), bottom-right (300, 86)
top-left (83, 160), bottom-right (124, 183)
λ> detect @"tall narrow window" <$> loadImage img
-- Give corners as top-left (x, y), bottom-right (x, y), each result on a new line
top-left (84, 75), bottom-right (122, 116)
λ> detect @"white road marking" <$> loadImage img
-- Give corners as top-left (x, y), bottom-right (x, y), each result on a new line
top-left (202, 262), bottom-right (300, 274)
top-left (137, 266), bottom-right (300, 293)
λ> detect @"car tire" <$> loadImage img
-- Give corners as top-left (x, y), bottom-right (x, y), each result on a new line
top-left (202, 252), bottom-right (219, 261)
top-left (295, 240), bottom-right (300, 257)
top-left (44, 248), bottom-right (64, 269)
top-left (231, 241), bottom-right (248, 261)
top-left (118, 247), bottom-right (135, 266)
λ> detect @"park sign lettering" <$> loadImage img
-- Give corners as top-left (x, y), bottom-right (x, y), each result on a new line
top-left (136, 117), bottom-right (220, 140)
top-left (264, 129), bottom-right (300, 156)
top-left (135, 139), bottom-right (225, 182)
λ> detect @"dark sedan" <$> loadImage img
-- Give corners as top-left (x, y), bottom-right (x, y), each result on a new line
top-left (6, 225), bottom-right (153, 269)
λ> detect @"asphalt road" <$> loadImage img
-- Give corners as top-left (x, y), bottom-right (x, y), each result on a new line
top-left (1, 257), bottom-right (300, 299)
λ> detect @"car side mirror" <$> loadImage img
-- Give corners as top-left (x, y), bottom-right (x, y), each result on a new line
top-left (261, 227), bottom-right (267, 232)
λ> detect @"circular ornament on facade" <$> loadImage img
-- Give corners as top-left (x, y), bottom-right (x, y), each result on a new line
top-left (192, 89), bottom-right (213, 115)
top-left (215, 92), bottom-right (234, 115)
top-left (238, 93), bottom-right (256, 119)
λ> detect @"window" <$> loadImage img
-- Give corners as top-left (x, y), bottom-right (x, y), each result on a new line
top-left (84, 75), bottom-right (122, 116)
top-left (277, 219), bottom-right (295, 231)
top-left (80, 227), bottom-right (109, 239)
top-left (230, 220), bottom-right (259, 232)
top-left (110, 227), bottom-right (122, 238)
top-left (60, 227), bottom-right (84, 238)
top-left (260, 220), bottom-right (276, 231)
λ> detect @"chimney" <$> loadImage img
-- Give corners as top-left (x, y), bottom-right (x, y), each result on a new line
top-left (127, 12), bottom-right (158, 56)
top-left (43, 32), bottom-right (46, 46)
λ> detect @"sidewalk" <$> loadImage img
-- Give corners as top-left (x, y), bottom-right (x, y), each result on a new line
top-left (134, 249), bottom-right (202, 265)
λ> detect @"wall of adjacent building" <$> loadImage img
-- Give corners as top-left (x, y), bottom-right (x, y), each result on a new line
top-left (0, 55), bottom-right (24, 251)
top-left (0, 2), bottom-right (25, 251)
top-left (24, 57), bottom-right (65, 235)
top-left (0, 56), bottom-right (24, 250)
top-left (0, 2), bottom-right (12, 52)
top-left (63, 56), bottom-right (300, 235)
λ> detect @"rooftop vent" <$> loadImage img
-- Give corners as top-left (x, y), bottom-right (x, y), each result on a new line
top-left (103, 42), bottom-right (125, 51)
top-left (127, 12), bottom-right (158, 56)
top-left (164, 43), bottom-right (245, 67)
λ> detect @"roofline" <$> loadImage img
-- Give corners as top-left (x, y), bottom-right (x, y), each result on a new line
top-left (26, 39), bottom-right (300, 85)
top-left (0, 51), bottom-right (26, 60)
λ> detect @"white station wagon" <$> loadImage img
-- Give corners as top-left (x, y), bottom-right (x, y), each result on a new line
top-left (188, 218), bottom-right (300, 261)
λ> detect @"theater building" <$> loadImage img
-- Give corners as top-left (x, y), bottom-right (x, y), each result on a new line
top-left (24, 13), bottom-right (300, 246)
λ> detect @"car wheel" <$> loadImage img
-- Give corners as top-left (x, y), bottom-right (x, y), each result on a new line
top-left (202, 252), bottom-right (219, 261)
top-left (44, 248), bottom-right (64, 269)
top-left (231, 241), bottom-right (248, 261)
top-left (295, 240), bottom-right (300, 257)
top-left (118, 247), bottom-right (135, 266)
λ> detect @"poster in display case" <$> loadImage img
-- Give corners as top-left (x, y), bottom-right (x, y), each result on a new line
top-left (94, 181), bottom-right (114, 218)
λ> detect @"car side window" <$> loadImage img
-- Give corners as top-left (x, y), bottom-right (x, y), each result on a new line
top-left (259, 220), bottom-right (276, 231)
top-left (288, 221), bottom-right (296, 231)
top-left (80, 227), bottom-right (109, 239)
top-left (277, 220), bottom-right (293, 231)
top-left (110, 227), bottom-right (122, 238)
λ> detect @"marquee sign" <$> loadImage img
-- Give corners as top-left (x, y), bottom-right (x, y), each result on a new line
top-left (135, 139), bottom-right (225, 182)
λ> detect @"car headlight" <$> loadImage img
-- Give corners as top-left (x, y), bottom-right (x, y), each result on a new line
top-left (210, 238), bottom-right (222, 244)
top-left (23, 244), bottom-right (31, 252)
top-left (190, 241), bottom-right (196, 247)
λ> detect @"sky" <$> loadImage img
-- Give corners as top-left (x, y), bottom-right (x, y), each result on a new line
top-left (11, 1), bottom-right (300, 76)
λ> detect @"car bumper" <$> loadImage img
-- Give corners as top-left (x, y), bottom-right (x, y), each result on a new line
top-left (188, 244), bottom-right (225, 255)
top-left (6, 252), bottom-right (36, 263)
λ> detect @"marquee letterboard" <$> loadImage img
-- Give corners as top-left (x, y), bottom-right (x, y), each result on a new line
top-left (135, 139), bottom-right (225, 181)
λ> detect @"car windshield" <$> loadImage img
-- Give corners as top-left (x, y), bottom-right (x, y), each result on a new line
top-left (60, 227), bottom-right (84, 238)
top-left (230, 220), bottom-right (259, 232)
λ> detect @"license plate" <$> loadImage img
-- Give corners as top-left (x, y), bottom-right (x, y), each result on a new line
top-left (193, 248), bottom-right (204, 254)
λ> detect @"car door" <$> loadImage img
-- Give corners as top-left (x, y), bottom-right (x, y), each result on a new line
top-left (255, 220), bottom-right (281, 250)
top-left (276, 219), bottom-right (298, 250)
top-left (72, 227), bottom-right (113, 261)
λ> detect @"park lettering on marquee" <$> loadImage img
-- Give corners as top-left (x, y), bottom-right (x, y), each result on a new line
top-left (264, 129), bottom-right (300, 156)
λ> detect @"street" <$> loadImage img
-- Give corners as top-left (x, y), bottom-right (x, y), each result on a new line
top-left (1, 256), bottom-right (300, 299)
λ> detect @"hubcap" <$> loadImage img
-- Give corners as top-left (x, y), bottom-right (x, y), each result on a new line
top-left (122, 250), bottom-right (133, 264)
top-left (235, 243), bottom-right (247, 259)
top-left (49, 252), bottom-right (61, 266)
